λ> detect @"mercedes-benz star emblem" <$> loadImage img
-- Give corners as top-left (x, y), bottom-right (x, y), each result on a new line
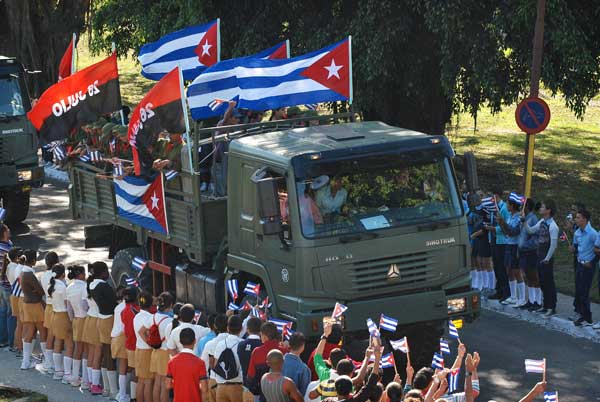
top-left (387, 263), bottom-right (401, 280)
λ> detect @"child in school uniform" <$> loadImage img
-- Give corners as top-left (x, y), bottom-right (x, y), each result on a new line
top-left (83, 264), bottom-right (102, 393)
top-left (19, 249), bottom-right (45, 370)
top-left (49, 264), bottom-right (74, 383)
top-left (133, 290), bottom-right (155, 402)
top-left (65, 265), bottom-right (88, 388)
top-left (121, 286), bottom-right (140, 400)
top-left (166, 327), bottom-right (209, 402)
top-left (146, 292), bottom-right (174, 402)
top-left (40, 251), bottom-right (59, 374)
top-left (111, 286), bottom-right (131, 402)
top-left (6, 247), bottom-right (23, 354)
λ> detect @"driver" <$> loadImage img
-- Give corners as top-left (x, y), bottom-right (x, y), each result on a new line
top-left (314, 175), bottom-right (348, 222)
top-left (386, 167), bottom-right (425, 207)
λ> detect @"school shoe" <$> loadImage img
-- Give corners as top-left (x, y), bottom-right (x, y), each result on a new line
top-left (117, 394), bottom-right (130, 402)
top-left (61, 375), bottom-right (72, 385)
top-left (200, 182), bottom-right (207, 192)
top-left (574, 317), bottom-right (593, 327)
top-left (535, 307), bottom-right (547, 314)
top-left (90, 384), bottom-right (103, 395)
top-left (70, 378), bottom-right (82, 387)
top-left (53, 371), bottom-right (64, 381)
top-left (592, 322), bottom-right (600, 330)
top-left (42, 358), bottom-right (54, 373)
top-left (568, 312), bottom-right (581, 321)
top-left (543, 309), bottom-right (556, 318)
top-left (80, 381), bottom-right (91, 391)
top-left (517, 302), bottom-right (532, 309)
top-left (501, 297), bottom-right (516, 305)
top-left (20, 360), bottom-right (34, 370)
top-left (103, 387), bottom-right (110, 397)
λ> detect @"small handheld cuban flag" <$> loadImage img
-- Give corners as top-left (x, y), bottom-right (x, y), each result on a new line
top-left (113, 162), bottom-right (124, 177)
top-left (509, 192), bottom-right (526, 206)
top-left (282, 323), bottom-right (294, 341)
top-left (305, 104), bottom-right (318, 110)
top-left (194, 310), bottom-right (201, 324)
top-left (131, 256), bottom-right (147, 271)
top-left (269, 318), bottom-right (292, 333)
top-left (109, 139), bottom-right (116, 154)
top-left (559, 231), bottom-right (568, 243)
top-left (331, 302), bottom-right (348, 319)
top-left (51, 142), bottom-right (66, 161)
top-left (448, 320), bottom-right (460, 339)
top-left (431, 352), bottom-right (444, 370)
top-left (379, 313), bottom-right (398, 332)
top-left (11, 277), bottom-right (22, 297)
top-left (164, 170), bottom-right (179, 181)
top-left (89, 150), bottom-right (102, 162)
top-left (244, 281), bottom-right (261, 297)
top-left (241, 301), bottom-right (253, 311)
top-left (228, 302), bottom-right (240, 311)
top-left (440, 338), bottom-right (451, 355)
top-left (0, 239), bottom-right (12, 253)
top-left (0, 207), bottom-right (6, 222)
top-left (259, 296), bottom-right (272, 309)
top-left (543, 391), bottom-right (558, 402)
top-left (366, 318), bottom-right (380, 338)
top-left (227, 279), bottom-right (238, 301)
top-left (380, 353), bottom-right (395, 369)
top-left (525, 358), bottom-right (546, 374)
top-left (125, 276), bottom-right (139, 288)
top-left (448, 368), bottom-right (460, 393)
top-left (481, 196), bottom-right (496, 212)
top-left (390, 337), bottom-right (409, 353)
top-left (208, 98), bottom-right (227, 112)
top-left (79, 154), bottom-right (91, 163)
top-left (250, 306), bottom-right (261, 318)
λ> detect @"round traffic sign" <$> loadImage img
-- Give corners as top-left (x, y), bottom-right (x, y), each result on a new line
top-left (515, 97), bottom-right (551, 134)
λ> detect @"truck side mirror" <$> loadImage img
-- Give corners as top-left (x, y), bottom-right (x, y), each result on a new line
top-left (463, 152), bottom-right (479, 193)
top-left (251, 167), bottom-right (282, 235)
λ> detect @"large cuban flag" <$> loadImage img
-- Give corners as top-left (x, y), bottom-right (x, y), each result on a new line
top-left (187, 40), bottom-right (291, 120)
top-left (114, 175), bottom-right (169, 234)
top-left (138, 20), bottom-right (220, 81)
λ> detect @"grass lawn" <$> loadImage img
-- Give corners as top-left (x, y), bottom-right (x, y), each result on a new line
top-left (449, 93), bottom-right (600, 302)
top-left (76, 38), bottom-right (600, 302)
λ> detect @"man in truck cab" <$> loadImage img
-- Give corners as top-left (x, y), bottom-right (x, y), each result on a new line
top-left (314, 175), bottom-right (348, 223)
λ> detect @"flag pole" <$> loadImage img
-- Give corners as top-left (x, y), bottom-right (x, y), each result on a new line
top-left (177, 65), bottom-right (196, 176)
top-left (348, 35), bottom-right (353, 105)
top-left (216, 18), bottom-right (221, 63)
top-left (542, 358), bottom-right (546, 382)
top-left (112, 41), bottom-right (126, 126)
top-left (71, 33), bottom-right (77, 74)
top-left (285, 39), bottom-right (290, 59)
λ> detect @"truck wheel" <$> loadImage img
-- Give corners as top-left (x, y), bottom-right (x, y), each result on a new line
top-left (2, 192), bottom-right (30, 224)
top-left (111, 247), bottom-right (144, 288)
top-left (405, 321), bottom-right (445, 371)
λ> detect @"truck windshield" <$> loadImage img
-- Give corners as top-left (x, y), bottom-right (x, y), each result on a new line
top-left (295, 156), bottom-right (462, 238)
top-left (0, 74), bottom-right (25, 117)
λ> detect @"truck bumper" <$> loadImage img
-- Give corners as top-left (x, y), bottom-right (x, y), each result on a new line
top-left (291, 288), bottom-right (480, 338)
top-left (0, 165), bottom-right (44, 190)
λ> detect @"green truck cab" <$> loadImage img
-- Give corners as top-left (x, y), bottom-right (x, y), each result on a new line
top-left (70, 114), bottom-right (479, 367)
top-left (0, 56), bottom-right (44, 223)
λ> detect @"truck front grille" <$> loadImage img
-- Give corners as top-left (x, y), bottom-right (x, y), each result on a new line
top-left (0, 137), bottom-right (11, 162)
top-left (347, 251), bottom-right (435, 292)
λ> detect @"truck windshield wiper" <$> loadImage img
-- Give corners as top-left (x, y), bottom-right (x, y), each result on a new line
top-left (417, 220), bottom-right (451, 231)
top-left (339, 231), bottom-right (379, 243)
top-left (0, 113), bottom-right (19, 122)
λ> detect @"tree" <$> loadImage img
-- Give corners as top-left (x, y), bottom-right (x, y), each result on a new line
top-left (90, 0), bottom-right (600, 134)
top-left (1, 0), bottom-right (90, 97)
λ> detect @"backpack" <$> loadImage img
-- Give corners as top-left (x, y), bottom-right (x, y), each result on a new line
top-left (147, 314), bottom-right (168, 349)
top-left (212, 339), bottom-right (240, 381)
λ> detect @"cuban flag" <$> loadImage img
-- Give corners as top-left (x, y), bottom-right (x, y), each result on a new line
top-left (194, 310), bottom-right (201, 324)
top-left (89, 150), bottom-right (102, 162)
top-left (390, 337), bottom-right (409, 354)
top-left (379, 314), bottom-right (398, 332)
top-left (113, 162), bottom-right (124, 177)
top-left (0, 240), bottom-right (11, 253)
top-left (331, 302), bottom-right (348, 319)
top-left (243, 281), bottom-right (261, 296)
top-left (448, 368), bottom-right (460, 393)
top-left (227, 279), bottom-right (238, 301)
top-left (0, 208), bottom-right (6, 222)
top-left (125, 276), bottom-right (139, 287)
top-left (11, 278), bottom-right (22, 297)
top-left (282, 324), bottom-right (294, 341)
top-left (259, 296), bottom-right (272, 309)
top-left (79, 154), bottom-right (91, 163)
top-left (431, 352), bottom-right (444, 370)
top-left (525, 358), bottom-right (546, 374)
top-left (241, 301), bottom-right (253, 311)
top-left (138, 20), bottom-right (220, 81)
top-left (559, 231), bottom-right (568, 242)
top-left (227, 302), bottom-right (240, 311)
top-left (380, 353), bottom-right (395, 369)
top-left (543, 391), bottom-right (559, 402)
top-left (509, 192), bottom-right (526, 206)
top-left (131, 256), bottom-right (147, 271)
top-left (448, 320), bottom-right (460, 339)
top-left (366, 318), bottom-right (380, 338)
top-left (269, 318), bottom-right (292, 333)
top-left (440, 339), bottom-right (451, 355)
top-left (481, 196), bottom-right (496, 212)
top-left (50, 141), bottom-right (66, 161)
top-left (164, 170), bottom-right (179, 181)
top-left (187, 41), bottom-right (291, 120)
top-left (114, 175), bottom-right (169, 234)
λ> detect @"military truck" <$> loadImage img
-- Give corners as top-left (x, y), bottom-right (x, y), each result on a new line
top-left (0, 56), bottom-right (44, 223)
top-left (70, 113), bottom-right (479, 367)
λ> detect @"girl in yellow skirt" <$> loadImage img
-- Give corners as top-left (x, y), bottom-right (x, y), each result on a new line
top-left (83, 264), bottom-right (102, 393)
top-left (145, 292), bottom-right (173, 402)
top-left (111, 286), bottom-right (131, 402)
top-left (65, 265), bottom-right (88, 388)
top-left (40, 251), bottom-right (59, 374)
top-left (6, 247), bottom-right (24, 354)
top-left (88, 261), bottom-right (118, 398)
top-left (48, 264), bottom-right (74, 383)
top-left (133, 290), bottom-right (155, 402)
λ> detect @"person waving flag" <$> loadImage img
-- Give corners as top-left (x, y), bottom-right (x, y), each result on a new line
top-left (138, 20), bottom-right (220, 81)
top-left (331, 302), bottom-right (348, 319)
top-left (390, 337), bottom-right (409, 354)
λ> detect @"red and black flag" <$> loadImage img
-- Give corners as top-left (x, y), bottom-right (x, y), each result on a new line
top-left (128, 66), bottom-right (185, 175)
top-left (58, 37), bottom-right (75, 81)
top-left (28, 53), bottom-right (121, 143)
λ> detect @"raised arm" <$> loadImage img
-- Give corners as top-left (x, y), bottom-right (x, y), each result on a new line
top-left (518, 382), bottom-right (547, 402)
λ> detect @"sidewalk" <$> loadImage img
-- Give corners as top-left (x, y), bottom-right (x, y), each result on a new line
top-left (482, 291), bottom-right (600, 343)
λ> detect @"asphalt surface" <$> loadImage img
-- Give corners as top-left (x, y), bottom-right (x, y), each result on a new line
top-left (1, 182), bottom-right (599, 402)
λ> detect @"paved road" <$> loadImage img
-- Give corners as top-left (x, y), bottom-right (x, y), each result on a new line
top-left (2, 183), bottom-right (600, 402)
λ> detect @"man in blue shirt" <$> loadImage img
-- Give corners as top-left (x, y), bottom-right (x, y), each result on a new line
top-left (498, 194), bottom-right (526, 307)
top-left (570, 209), bottom-right (597, 326)
top-left (486, 188), bottom-right (510, 301)
top-left (282, 332), bottom-right (311, 396)
top-left (518, 199), bottom-right (540, 311)
top-left (195, 313), bottom-right (216, 357)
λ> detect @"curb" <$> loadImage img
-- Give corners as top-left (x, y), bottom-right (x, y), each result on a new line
top-left (43, 165), bottom-right (70, 184)
top-left (482, 298), bottom-right (600, 343)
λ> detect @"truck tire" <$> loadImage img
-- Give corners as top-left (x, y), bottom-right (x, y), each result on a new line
top-left (111, 247), bottom-right (145, 288)
top-left (2, 192), bottom-right (30, 224)
top-left (403, 320), bottom-right (445, 372)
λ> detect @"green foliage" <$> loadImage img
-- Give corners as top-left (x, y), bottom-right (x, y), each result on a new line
top-left (90, 0), bottom-right (600, 132)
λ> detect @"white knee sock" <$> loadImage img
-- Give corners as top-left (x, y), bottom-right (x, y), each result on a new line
top-left (536, 288), bottom-right (543, 305)
top-left (108, 370), bottom-right (118, 395)
top-left (72, 359), bottom-right (81, 380)
top-left (82, 358), bottom-right (89, 383)
top-left (40, 342), bottom-right (52, 367)
top-left (518, 282), bottom-right (526, 303)
top-left (509, 280), bottom-right (517, 299)
top-left (53, 353), bottom-right (64, 372)
top-left (92, 369), bottom-right (101, 386)
top-left (130, 381), bottom-right (137, 398)
top-left (489, 271), bottom-right (496, 289)
top-left (101, 367), bottom-right (109, 389)
top-left (64, 356), bottom-right (73, 377)
top-left (119, 374), bottom-right (128, 397)
top-left (88, 367), bottom-right (93, 384)
top-left (22, 342), bottom-right (33, 364)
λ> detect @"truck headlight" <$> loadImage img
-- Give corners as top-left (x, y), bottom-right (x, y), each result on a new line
top-left (17, 170), bottom-right (32, 181)
top-left (447, 297), bottom-right (466, 314)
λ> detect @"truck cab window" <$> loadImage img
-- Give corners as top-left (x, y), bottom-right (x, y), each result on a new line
top-left (0, 74), bottom-right (25, 117)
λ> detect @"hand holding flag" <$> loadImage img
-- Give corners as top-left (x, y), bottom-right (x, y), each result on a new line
top-left (448, 320), bottom-right (460, 341)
